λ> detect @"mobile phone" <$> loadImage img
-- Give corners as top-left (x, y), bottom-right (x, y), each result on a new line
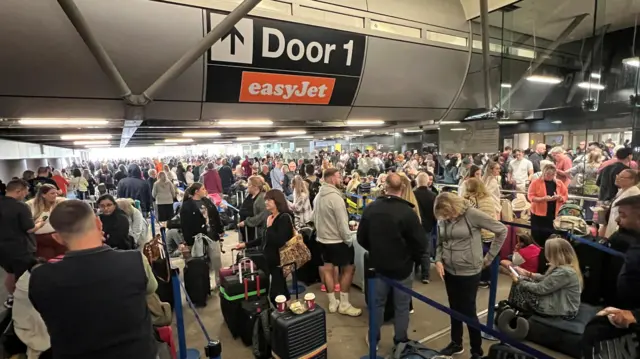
top-left (41, 216), bottom-right (49, 221)
top-left (509, 265), bottom-right (520, 278)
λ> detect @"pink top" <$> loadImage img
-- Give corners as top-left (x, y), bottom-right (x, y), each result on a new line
top-left (555, 155), bottom-right (573, 186)
top-left (517, 244), bottom-right (540, 273)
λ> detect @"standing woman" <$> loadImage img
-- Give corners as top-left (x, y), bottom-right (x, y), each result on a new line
top-left (238, 176), bottom-right (269, 241)
top-left (601, 169), bottom-right (640, 238)
top-left (482, 161), bottom-right (503, 215)
top-left (434, 192), bottom-right (507, 358)
top-left (290, 175), bottom-right (313, 229)
top-left (185, 165), bottom-right (195, 185)
top-left (69, 168), bottom-right (89, 200)
top-left (458, 165), bottom-right (482, 198)
top-left (527, 164), bottom-right (568, 247)
top-left (153, 171), bottom-right (177, 223)
top-left (180, 183), bottom-right (209, 248)
top-left (116, 198), bottom-right (149, 248)
top-left (164, 164), bottom-right (178, 184)
top-left (83, 169), bottom-right (97, 197)
top-left (26, 184), bottom-right (66, 260)
top-left (236, 190), bottom-right (294, 303)
top-left (51, 170), bottom-right (69, 197)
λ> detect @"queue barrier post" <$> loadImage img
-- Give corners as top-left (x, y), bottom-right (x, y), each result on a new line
top-left (150, 210), bottom-right (156, 238)
top-left (360, 268), bottom-right (384, 359)
top-left (482, 256), bottom-right (500, 341)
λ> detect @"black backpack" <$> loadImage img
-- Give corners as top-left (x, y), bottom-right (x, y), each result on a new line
top-left (306, 178), bottom-right (321, 208)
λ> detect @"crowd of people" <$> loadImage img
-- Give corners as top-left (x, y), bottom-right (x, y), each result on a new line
top-left (0, 140), bottom-right (637, 359)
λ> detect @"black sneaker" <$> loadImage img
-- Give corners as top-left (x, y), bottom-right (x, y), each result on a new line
top-left (470, 354), bottom-right (483, 359)
top-left (478, 281), bottom-right (490, 289)
top-left (440, 342), bottom-right (464, 356)
top-left (421, 278), bottom-right (430, 284)
top-left (3, 295), bottom-right (13, 309)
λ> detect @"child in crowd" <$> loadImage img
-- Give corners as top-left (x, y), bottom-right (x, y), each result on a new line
top-left (500, 232), bottom-right (540, 275)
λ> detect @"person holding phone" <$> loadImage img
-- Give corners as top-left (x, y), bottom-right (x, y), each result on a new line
top-left (527, 163), bottom-right (568, 248)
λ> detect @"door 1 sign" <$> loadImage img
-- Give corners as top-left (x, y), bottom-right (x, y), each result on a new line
top-left (206, 10), bottom-right (366, 106)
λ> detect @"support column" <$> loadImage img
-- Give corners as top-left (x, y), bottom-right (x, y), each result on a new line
top-left (479, 0), bottom-right (492, 110)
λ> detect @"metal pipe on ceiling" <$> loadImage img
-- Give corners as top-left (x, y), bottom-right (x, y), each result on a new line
top-left (142, 0), bottom-right (263, 102)
top-left (57, 0), bottom-right (132, 99)
top-left (479, 0), bottom-right (493, 110)
top-left (497, 13), bottom-right (588, 110)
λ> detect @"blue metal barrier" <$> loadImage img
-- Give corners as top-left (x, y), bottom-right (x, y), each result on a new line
top-left (362, 269), bottom-right (555, 359)
top-left (481, 257), bottom-right (500, 341)
top-left (150, 210), bottom-right (156, 237)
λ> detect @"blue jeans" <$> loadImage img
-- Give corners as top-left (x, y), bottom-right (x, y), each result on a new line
top-left (370, 275), bottom-right (413, 344)
top-left (416, 232), bottom-right (433, 280)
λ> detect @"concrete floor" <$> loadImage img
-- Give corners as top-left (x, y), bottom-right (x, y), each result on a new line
top-left (174, 231), bottom-right (570, 359)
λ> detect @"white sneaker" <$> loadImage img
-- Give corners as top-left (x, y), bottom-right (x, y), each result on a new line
top-left (365, 333), bottom-right (379, 351)
top-left (329, 299), bottom-right (340, 313)
top-left (338, 303), bottom-right (362, 317)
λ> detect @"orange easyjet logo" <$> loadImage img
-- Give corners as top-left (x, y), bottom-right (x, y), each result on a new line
top-left (239, 71), bottom-right (336, 105)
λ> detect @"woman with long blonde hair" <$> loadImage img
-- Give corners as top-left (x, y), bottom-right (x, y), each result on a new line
top-left (26, 184), bottom-right (66, 260)
top-left (346, 172), bottom-right (361, 193)
top-left (290, 175), bottom-right (313, 229)
top-left (116, 198), bottom-right (149, 247)
top-left (508, 236), bottom-right (582, 319)
top-left (399, 173), bottom-right (421, 222)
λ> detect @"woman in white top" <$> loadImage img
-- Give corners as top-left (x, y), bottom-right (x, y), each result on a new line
top-left (185, 165), bottom-right (195, 185)
top-left (69, 168), bottom-right (89, 200)
top-left (163, 164), bottom-right (178, 184)
top-left (458, 165), bottom-right (482, 198)
top-left (116, 198), bottom-right (149, 247)
top-left (289, 175), bottom-right (313, 229)
top-left (602, 169), bottom-right (640, 238)
top-left (26, 184), bottom-right (66, 260)
top-left (482, 160), bottom-right (503, 215)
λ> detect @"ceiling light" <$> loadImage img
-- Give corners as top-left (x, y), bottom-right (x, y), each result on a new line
top-left (359, 129), bottom-right (371, 133)
top-left (20, 118), bottom-right (109, 126)
top-left (450, 128), bottom-right (467, 131)
top-left (439, 121), bottom-right (461, 125)
top-left (526, 75), bottom-right (562, 84)
top-left (74, 140), bottom-right (109, 145)
top-left (165, 138), bottom-right (193, 143)
top-left (292, 135), bottom-right (313, 139)
top-left (590, 73), bottom-right (601, 79)
top-left (84, 144), bottom-right (111, 148)
top-left (156, 143), bottom-right (177, 146)
top-left (497, 121), bottom-right (520, 125)
top-left (276, 130), bottom-right (306, 136)
top-left (182, 132), bottom-right (220, 137)
top-left (61, 134), bottom-right (112, 140)
top-left (577, 82), bottom-right (605, 90)
top-left (218, 120), bottom-right (273, 126)
top-left (236, 136), bottom-right (260, 141)
top-left (551, 120), bottom-right (562, 124)
top-left (622, 57), bottom-right (640, 67)
top-left (212, 141), bottom-right (232, 144)
top-left (501, 83), bottom-right (512, 88)
top-left (346, 120), bottom-right (385, 126)
top-left (403, 129), bottom-right (423, 133)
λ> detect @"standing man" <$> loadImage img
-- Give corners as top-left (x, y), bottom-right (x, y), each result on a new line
top-left (528, 143), bottom-right (547, 174)
top-left (270, 160), bottom-right (285, 192)
top-left (0, 179), bottom-right (43, 308)
top-left (218, 159), bottom-right (234, 194)
top-left (313, 168), bottom-right (361, 316)
top-left (508, 149), bottom-right (534, 192)
top-left (550, 147), bottom-right (573, 187)
top-left (358, 173), bottom-right (426, 347)
top-left (413, 173), bottom-right (437, 283)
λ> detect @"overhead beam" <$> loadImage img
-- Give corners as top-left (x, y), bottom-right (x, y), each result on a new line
top-left (496, 13), bottom-right (588, 110)
top-left (565, 24), bottom-right (610, 104)
top-left (479, 0), bottom-right (493, 109)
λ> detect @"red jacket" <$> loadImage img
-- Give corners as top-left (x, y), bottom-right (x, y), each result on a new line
top-left (527, 177), bottom-right (568, 217)
top-left (202, 169), bottom-right (223, 194)
top-left (242, 160), bottom-right (252, 177)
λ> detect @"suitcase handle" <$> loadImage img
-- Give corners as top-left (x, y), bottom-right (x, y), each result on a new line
top-left (280, 262), bottom-right (299, 299)
top-left (243, 271), bottom-right (261, 300)
top-left (237, 257), bottom-right (254, 282)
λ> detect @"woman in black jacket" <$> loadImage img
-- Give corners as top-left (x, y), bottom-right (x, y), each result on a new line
top-left (179, 183), bottom-right (208, 247)
top-left (97, 194), bottom-right (133, 250)
top-left (236, 189), bottom-right (293, 303)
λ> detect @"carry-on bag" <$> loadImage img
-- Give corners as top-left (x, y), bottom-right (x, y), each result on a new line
top-left (184, 257), bottom-right (211, 307)
top-left (391, 340), bottom-right (441, 358)
top-left (271, 262), bottom-right (328, 359)
top-left (486, 343), bottom-right (536, 359)
top-left (239, 271), bottom-right (270, 346)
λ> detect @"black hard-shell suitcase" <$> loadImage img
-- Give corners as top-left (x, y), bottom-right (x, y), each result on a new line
top-left (239, 271), bottom-right (269, 346)
top-left (296, 226), bottom-right (322, 285)
top-left (572, 237), bottom-right (606, 305)
top-left (270, 262), bottom-right (327, 359)
top-left (363, 252), bottom-right (394, 322)
top-left (184, 257), bottom-right (211, 307)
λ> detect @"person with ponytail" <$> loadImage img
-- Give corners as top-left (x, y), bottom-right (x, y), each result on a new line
top-left (179, 183), bottom-right (209, 247)
top-left (238, 176), bottom-right (269, 242)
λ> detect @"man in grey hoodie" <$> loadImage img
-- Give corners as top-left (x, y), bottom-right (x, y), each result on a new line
top-left (313, 168), bottom-right (361, 317)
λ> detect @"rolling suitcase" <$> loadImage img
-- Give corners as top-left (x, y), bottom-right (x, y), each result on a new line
top-left (271, 263), bottom-right (328, 359)
top-left (239, 271), bottom-right (270, 346)
top-left (184, 257), bottom-right (211, 307)
top-left (220, 254), bottom-right (268, 338)
top-left (572, 237), bottom-right (606, 306)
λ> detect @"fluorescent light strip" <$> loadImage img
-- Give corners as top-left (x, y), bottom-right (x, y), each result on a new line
top-left (551, 120), bottom-right (562, 124)
top-left (577, 82), bottom-right (605, 90)
top-left (218, 120), bottom-right (273, 126)
top-left (439, 121), bottom-right (461, 125)
top-left (404, 129), bottom-right (423, 133)
top-left (497, 121), bottom-right (520, 125)
top-left (156, 143), bottom-right (177, 146)
top-left (212, 141), bottom-right (233, 144)
top-left (182, 132), bottom-right (220, 137)
top-left (276, 130), bottom-right (306, 136)
top-left (526, 75), bottom-right (562, 84)
top-left (590, 73), bottom-right (601, 79)
top-left (165, 138), bottom-right (193, 143)
top-left (450, 128), bottom-right (467, 131)
top-left (84, 144), bottom-right (111, 148)
top-left (292, 135), bottom-right (313, 139)
top-left (74, 140), bottom-right (109, 145)
top-left (236, 136), bottom-right (260, 141)
top-left (345, 120), bottom-right (385, 126)
top-left (61, 134), bottom-right (112, 140)
top-left (622, 57), bottom-right (640, 67)
top-left (359, 129), bottom-right (371, 133)
top-left (20, 118), bottom-right (109, 126)
top-left (500, 83), bottom-right (512, 88)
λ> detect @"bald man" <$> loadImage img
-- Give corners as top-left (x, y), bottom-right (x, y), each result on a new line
top-left (528, 143), bottom-right (547, 173)
top-left (357, 172), bottom-right (427, 346)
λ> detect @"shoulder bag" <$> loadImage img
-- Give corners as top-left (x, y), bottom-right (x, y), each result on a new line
top-left (279, 214), bottom-right (311, 278)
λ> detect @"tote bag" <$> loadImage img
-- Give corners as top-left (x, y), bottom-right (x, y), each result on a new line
top-left (279, 214), bottom-right (311, 278)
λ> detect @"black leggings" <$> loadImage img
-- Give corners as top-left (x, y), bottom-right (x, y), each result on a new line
top-left (444, 272), bottom-right (483, 356)
top-left (268, 265), bottom-right (290, 305)
top-left (530, 214), bottom-right (554, 273)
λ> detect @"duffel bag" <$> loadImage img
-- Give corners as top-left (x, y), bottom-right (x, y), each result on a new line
top-left (391, 340), bottom-right (441, 358)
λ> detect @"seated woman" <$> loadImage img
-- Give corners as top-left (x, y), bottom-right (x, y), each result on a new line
top-left (500, 232), bottom-right (540, 275)
top-left (235, 190), bottom-right (294, 304)
top-left (98, 194), bottom-right (133, 250)
top-left (507, 236), bottom-right (582, 319)
top-left (116, 198), bottom-right (149, 248)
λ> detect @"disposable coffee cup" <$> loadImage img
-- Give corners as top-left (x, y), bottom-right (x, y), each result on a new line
top-left (304, 293), bottom-right (316, 311)
top-left (275, 295), bottom-right (287, 313)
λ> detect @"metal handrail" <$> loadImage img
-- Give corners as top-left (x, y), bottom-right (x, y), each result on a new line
top-left (433, 182), bottom-right (599, 203)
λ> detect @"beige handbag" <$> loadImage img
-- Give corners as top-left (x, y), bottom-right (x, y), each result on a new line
top-left (279, 214), bottom-right (311, 278)
top-left (501, 199), bottom-right (514, 222)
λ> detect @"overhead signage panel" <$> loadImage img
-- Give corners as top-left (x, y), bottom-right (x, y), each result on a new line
top-left (439, 120), bottom-right (499, 154)
top-left (205, 11), bottom-right (366, 106)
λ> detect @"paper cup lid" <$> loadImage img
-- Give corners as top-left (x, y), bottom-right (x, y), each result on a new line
top-left (275, 295), bottom-right (287, 303)
top-left (304, 293), bottom-right (315, 300)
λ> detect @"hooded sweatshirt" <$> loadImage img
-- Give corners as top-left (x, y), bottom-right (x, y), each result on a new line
top-left (117, 164), bottom-right (152, 213)
top-left (436, 206), bottom-right (507, 276)
top-left (313, 183), bottom-right (352, 245)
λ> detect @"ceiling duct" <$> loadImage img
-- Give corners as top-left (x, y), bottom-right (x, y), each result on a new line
top-left (459, 0), bottom-right (522, 20)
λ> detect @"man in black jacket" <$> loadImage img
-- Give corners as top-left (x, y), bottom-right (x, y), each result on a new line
top-left (218, 159), bottom-right (234, 194)
top-left (597, 147), bottom-right (632, 201)
top-left (357, 173), bottom-right (426, 347)
top-left (414, 172), bottom-right (437, 283)
top-left (117, 164), bottom-right (152, 215)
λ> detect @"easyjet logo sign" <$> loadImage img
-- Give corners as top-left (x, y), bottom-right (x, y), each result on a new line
top-left (239, 71), bottom-right (336, 105)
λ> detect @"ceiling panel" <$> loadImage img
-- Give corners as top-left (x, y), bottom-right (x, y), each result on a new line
top-left (0, 97), bottom-right (124, 119)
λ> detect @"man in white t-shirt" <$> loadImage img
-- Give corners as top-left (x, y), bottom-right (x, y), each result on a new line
top-left (508, 149), bottom-right (534, 191)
